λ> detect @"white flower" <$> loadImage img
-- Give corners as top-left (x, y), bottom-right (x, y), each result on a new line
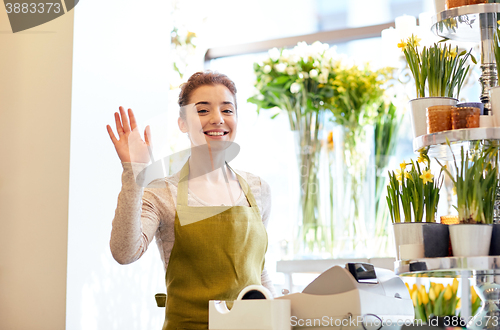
top-left (274, 63), bottom-right (287, 73)
top-left (281, 49), bottom-right (290, 58)
top-left (286, 66), bottom-right (296, 75)
top-left (290, 82), bottom-right (301, 94)
top-left (318, 72), bottom-right (329, 84)
top-left (289, 54), bottom-right (300, 64)
top-left (256, 94), bottom-right (264, 101)
top-left (263, 65), bottom-right (272, 74)
top-left (268, 47), bottom-right (280, 62)
top-left (309, 69), bottom-right (318, 78)
top-left (298, 71), bottom-right (309, 79)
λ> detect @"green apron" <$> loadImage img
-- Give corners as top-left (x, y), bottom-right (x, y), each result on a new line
top-left (161, 159), bottom-right (268, 330)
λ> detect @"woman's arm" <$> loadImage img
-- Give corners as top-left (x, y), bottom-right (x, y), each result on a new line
top-left (109, 162), bottom-right (161, 264)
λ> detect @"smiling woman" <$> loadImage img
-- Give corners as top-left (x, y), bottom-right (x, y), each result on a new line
top-left (107, 71), bottom-right (275, 330)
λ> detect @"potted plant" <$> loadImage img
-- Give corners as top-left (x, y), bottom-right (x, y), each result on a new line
top-left (399, 34), bottom-right (476, 138)
top-left (387, 151), bottom-right (445, 260)
top-left (437, 140), bottom-right (499, 257)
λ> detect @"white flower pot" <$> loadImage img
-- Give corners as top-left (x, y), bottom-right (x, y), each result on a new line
top-left (392, 223), bottom-right (425, 260)
top-left (449, 224), bottom-right (493, 257)
top-left (489, 86), bottom-right (500, 124)
top-left (409, 97), bottom-right (458, 139)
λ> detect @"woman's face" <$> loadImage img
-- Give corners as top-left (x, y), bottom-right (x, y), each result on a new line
top-left (178, 84), bottom-right (237, 149)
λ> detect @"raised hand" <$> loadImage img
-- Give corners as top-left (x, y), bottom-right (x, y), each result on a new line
top-left (106, 106), bottom-right (152, 163)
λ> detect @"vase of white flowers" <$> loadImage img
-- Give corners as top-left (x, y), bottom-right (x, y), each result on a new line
top-left (249, 41), bottom-right (393, 257)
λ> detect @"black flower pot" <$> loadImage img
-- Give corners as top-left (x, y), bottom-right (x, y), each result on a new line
top-left (423, 223), bottom-right (450, 258)
top-left (489, 223), bottom-right (500, 255)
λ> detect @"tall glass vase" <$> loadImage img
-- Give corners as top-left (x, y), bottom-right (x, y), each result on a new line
top-left (330, 124), bottom-right (375, 257)
top-left (291, 110), bottom-right (330, 258)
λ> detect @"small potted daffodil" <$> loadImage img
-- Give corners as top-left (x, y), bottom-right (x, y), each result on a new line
top-left (398, 34), bottom-right (476, 138)
top-left (437, 140), bottom-right (499, 257)
top-left (387, 149), bottom-right (446, 259)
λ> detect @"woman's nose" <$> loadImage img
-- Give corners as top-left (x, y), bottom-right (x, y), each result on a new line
top-left (210, 110), bottom-right (224, 124)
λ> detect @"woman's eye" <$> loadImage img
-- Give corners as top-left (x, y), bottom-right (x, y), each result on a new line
top-left (223, 109), bottom-right (234, 113)
top-left (197, 109), bottom-right (208, 114)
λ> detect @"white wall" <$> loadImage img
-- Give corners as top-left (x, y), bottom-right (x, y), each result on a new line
top-left (0, 9), bottom-right (73, 330)
top-left (66, 1), bottom-right (172, 329)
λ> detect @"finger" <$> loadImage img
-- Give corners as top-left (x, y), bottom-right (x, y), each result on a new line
top-left (119, 106), bottom-right (131, 133)
top-left (114, 112), bottom-right (124, 136)
top-left (144, 125), bottom-right (152, 147)
top-left (122, 109), bottom-right (132, 132)
top-left (129, 108), bottom-right (138, 131)
top-left (106, 125), bottom-right (118, 144)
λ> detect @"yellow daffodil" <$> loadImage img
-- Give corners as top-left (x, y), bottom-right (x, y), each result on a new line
top-left (417, 154), bottom-right (426, 164)
top-left (400, 160), bottom-right (407, 171)
top-left (452, 186), bottom-right (457, 196)
top-left (395, 169), bottom-right (403, 182)
top-left (449, 48), bottom-right (457, 58)
top-left (420, 169), bottom-right (434, 184)
top-left (405, 171), bottom-right (411, 179)
top-left (397, 40), bottom-right (407, 50)
top-left (412, 35), bottom-right (421, 47)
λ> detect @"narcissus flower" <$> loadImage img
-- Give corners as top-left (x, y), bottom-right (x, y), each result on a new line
top-left (420, 169), bottom-right (434, 184)
top-left (397, 40), bottom-right (407, 50)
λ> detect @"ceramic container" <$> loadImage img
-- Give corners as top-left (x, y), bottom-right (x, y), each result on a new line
top-left (449, 224), bottom-right (493, 257)
top-left (409, 97), bottom-right (458, 138)
top-left (427, 105), bottom-right (453, 133)
top-left (451, 107), bottom-right (480, 129)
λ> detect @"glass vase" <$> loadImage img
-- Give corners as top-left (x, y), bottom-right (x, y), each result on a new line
top-left (329, 124), bottom-right (375, 257)
top-left (291, 110), bottom-right (331, 258)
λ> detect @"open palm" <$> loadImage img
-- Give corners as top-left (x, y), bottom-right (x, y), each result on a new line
top-left (106, 106), bottom-right (152, 163)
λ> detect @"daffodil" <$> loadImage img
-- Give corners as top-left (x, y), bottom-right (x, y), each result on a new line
top-left (417, 154), bottom-right (427, 164)
top-left (452, 186), bottom-right (457, 196)
top-left (410, 35), bottom-right (421, 47)
top-left (395, 169), bottom-right (403, 182)
top-left (397, 40), bottom-right (407, 50)
top-left (404, 171), bottom-right (411, 179)
top-left (449, 48), bottom-right (457, 58)
top-left (400, 160), bottom-right (407, 171)
top-left (420, 169), bottom-right (434, 184)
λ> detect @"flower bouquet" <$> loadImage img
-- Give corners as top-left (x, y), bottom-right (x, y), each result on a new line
top-left (248, 41), bottom-right (393, 256)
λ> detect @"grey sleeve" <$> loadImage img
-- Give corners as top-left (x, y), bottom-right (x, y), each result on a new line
top-left (109, 162), bottom-right (161, 265)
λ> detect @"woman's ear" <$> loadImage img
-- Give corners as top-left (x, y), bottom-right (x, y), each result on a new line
top-left (178, 117), bottom-right (188, 133)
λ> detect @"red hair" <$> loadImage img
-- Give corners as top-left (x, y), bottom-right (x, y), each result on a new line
top-left (178, 71), bottom-right (237, 120)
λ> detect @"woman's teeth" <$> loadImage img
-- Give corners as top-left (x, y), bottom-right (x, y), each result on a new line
top-left (205, 131), bottom-right (227, 136)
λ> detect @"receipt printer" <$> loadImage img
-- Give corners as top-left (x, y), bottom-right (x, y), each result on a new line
top-left (276, 263), bottom-right (414, 329)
